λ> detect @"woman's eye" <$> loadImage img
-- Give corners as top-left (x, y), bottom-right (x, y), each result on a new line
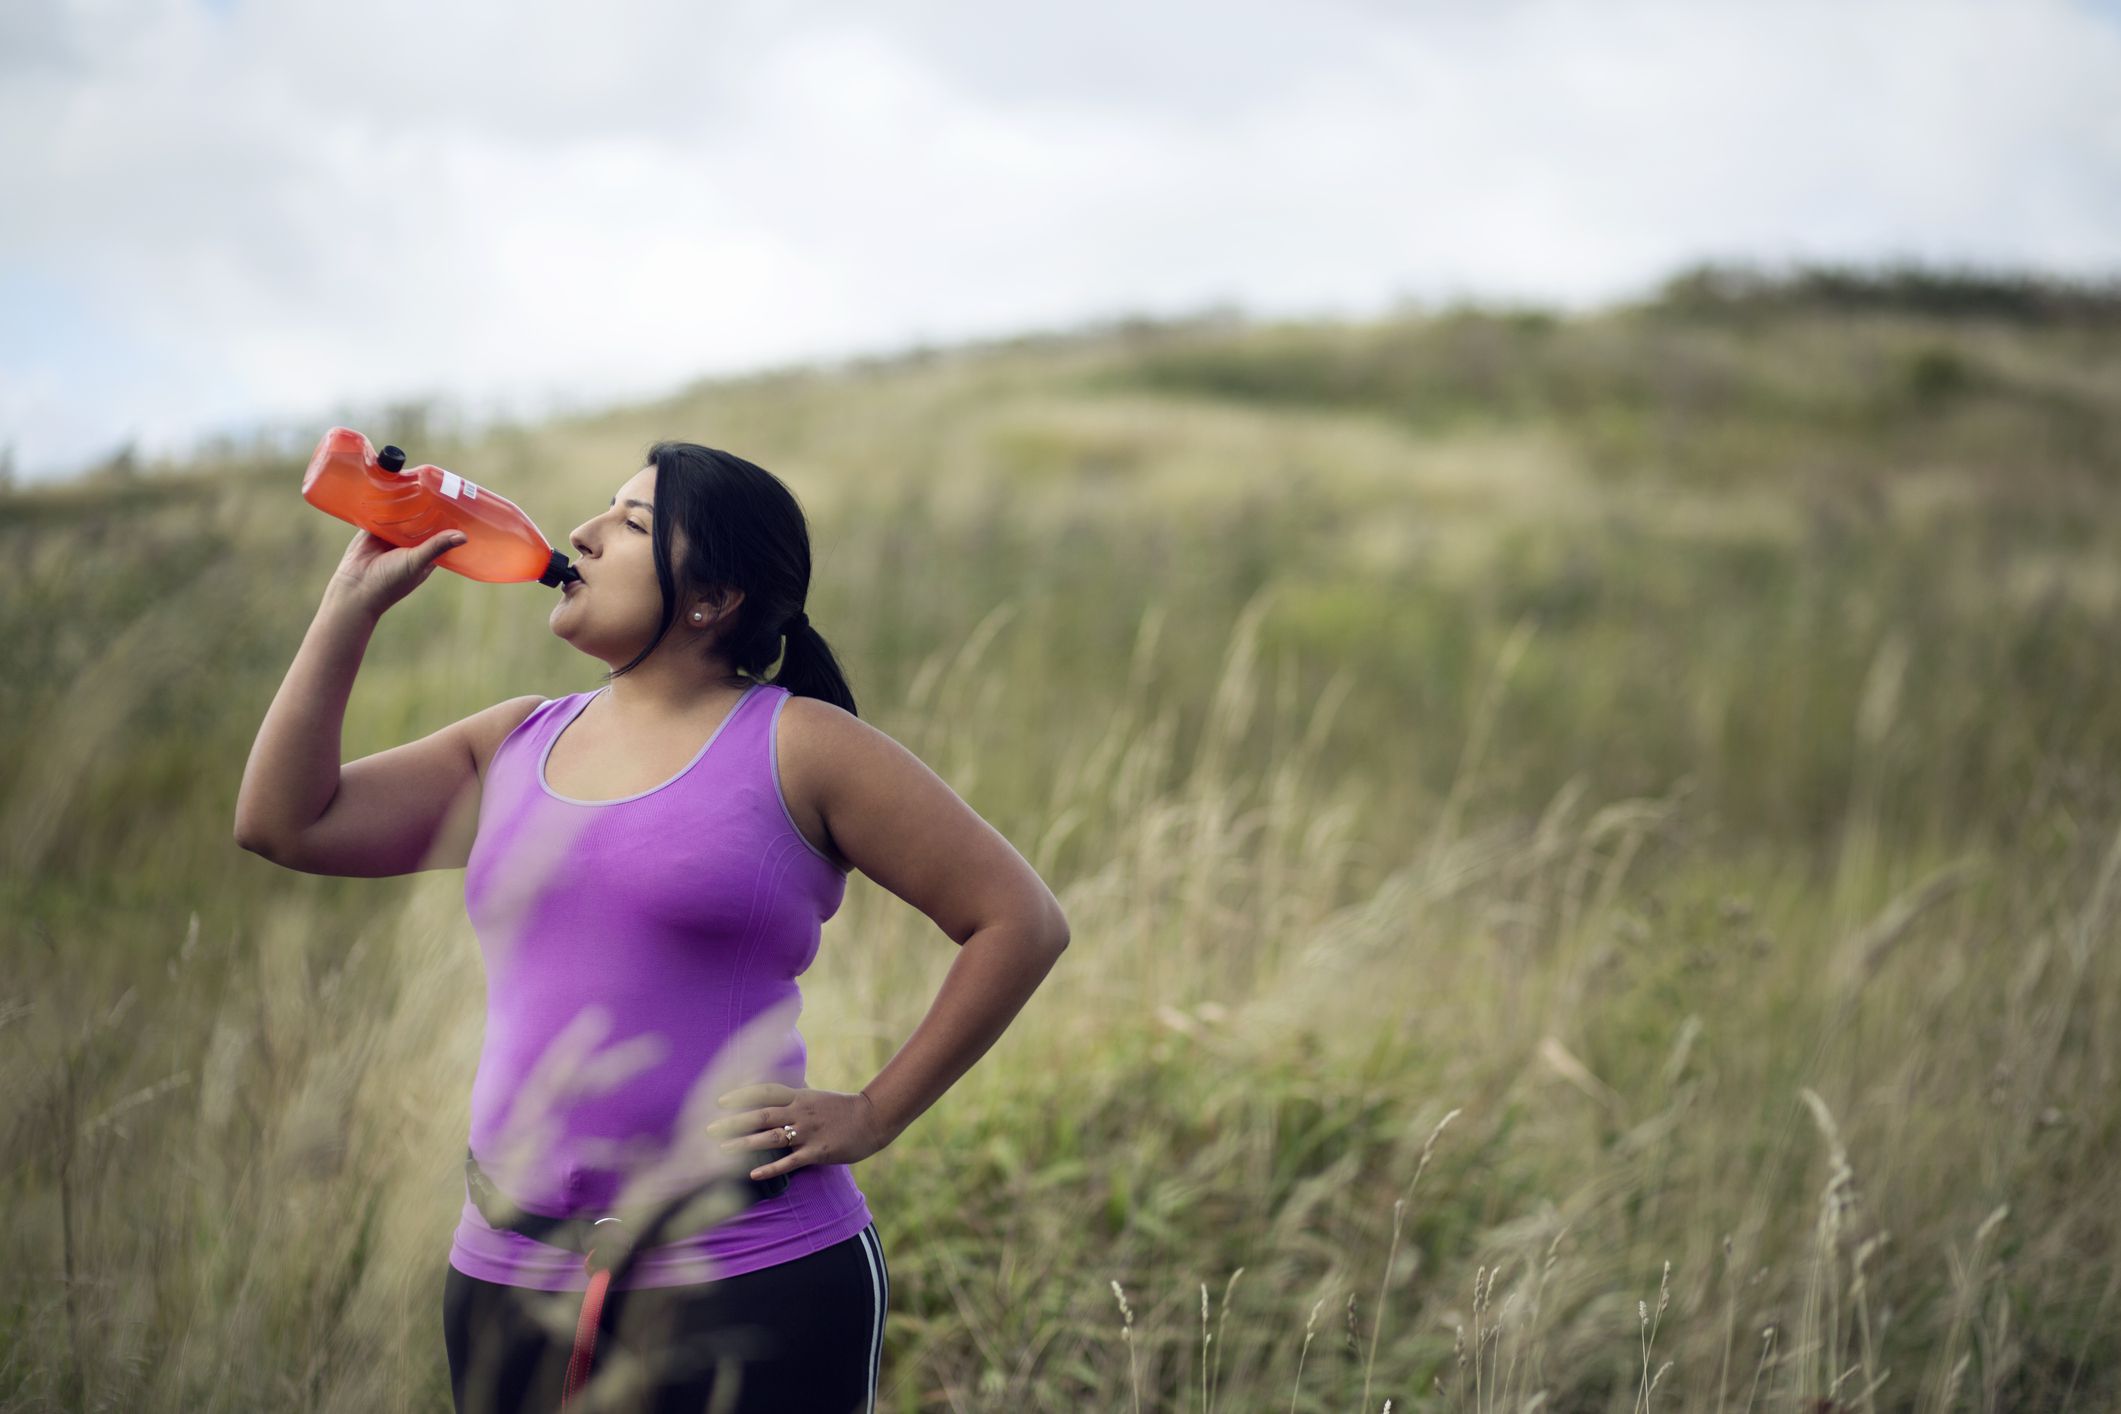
top-left (627, 522), bottom-right (646, 533)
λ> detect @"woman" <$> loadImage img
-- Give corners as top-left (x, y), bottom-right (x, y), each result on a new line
top-left (234, 440), bottom-right (1072, 1412)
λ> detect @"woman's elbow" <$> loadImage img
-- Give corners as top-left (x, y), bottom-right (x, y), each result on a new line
top-left (1039, 895), bottom-right (1071, 951)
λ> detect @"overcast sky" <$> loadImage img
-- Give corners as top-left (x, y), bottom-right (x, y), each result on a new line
top-left (4, 0), bottom-right (2118, 485)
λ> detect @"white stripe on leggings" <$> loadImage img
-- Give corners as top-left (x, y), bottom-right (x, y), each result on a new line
top-left (856, 1224), bottom-right (889, 1412)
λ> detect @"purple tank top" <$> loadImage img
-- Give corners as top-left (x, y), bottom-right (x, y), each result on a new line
top-left (448, 680), bottom-right (867, 1291)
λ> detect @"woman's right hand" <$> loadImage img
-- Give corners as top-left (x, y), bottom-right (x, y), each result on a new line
top-left (325, 526), bottom-right (466, 620)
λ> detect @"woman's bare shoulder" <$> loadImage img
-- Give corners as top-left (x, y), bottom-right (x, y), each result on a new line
top-left (775, 690), bottom-right (1064, 943)
top-left (775, 692), bottom-right (901, 767)
top-left (465, 695), bottom-right (550, 780)
top-left (772, 693), bottom-right (887, 872)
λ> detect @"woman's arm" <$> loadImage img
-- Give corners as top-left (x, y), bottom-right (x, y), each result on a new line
top-left (233, 527), bottom-right (495, 874)
top-left (233, 587), bottom-right (384, 854)
top-left (861, 914), bottom-right (1068, 1146)
top-left (785, 699), bottom-right (1071, 1145)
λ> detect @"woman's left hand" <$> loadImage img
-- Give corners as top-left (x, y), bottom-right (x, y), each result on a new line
top-left (708, 1084), bottom-right (895, 1181)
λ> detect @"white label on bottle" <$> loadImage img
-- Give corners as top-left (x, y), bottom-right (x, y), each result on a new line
top-left (440, 470), bottom-right (463, 500)
top-left (462, 480), bottom-right (479, 499)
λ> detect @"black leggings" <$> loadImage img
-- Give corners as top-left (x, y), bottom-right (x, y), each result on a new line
top-left (443, 1223), bottom-right (889, 1413)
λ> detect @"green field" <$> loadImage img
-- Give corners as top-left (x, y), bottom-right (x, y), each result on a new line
top-left (6, 265), bottom-right (2120, 1411)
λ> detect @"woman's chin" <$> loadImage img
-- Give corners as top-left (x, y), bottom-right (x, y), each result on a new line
top-left (547, 622), bottom-right (613, 664)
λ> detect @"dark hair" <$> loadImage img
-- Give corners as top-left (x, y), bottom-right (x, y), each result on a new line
top-left (603, 440), bottom-right (857, 716)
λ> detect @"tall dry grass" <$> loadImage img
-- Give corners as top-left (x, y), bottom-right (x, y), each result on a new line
top-left (4, 288), bottom-right (2119, 1409)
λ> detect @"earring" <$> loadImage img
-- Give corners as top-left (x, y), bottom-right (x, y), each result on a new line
top-left (692, 612), bottom-right (703, 621)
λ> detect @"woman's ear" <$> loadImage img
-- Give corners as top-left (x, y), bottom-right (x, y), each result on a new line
top-left (685, 588), bottom-right (744, 628)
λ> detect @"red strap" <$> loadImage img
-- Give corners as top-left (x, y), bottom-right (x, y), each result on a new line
top-left (559, 1266), bottom-right (613, 1408)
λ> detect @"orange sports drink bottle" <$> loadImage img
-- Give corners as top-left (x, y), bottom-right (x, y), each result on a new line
top-left (301, 426), bottom-right (581, 588)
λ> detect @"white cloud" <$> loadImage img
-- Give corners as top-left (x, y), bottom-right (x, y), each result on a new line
top-left (2, 0), bottom-right (2117, 482)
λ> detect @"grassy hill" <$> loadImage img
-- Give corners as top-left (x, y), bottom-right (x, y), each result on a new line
top-left (5, 265), bottom-right (2119, 1410)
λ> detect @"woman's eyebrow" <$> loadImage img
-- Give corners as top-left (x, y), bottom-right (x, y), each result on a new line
top-left (609, 497), bottom-right (654, 513)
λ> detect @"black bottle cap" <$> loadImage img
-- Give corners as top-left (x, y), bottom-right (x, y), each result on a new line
top-left (378, 445), bottom-right (407, 473)
top-left (540, 549), bottom-right (580, 588)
